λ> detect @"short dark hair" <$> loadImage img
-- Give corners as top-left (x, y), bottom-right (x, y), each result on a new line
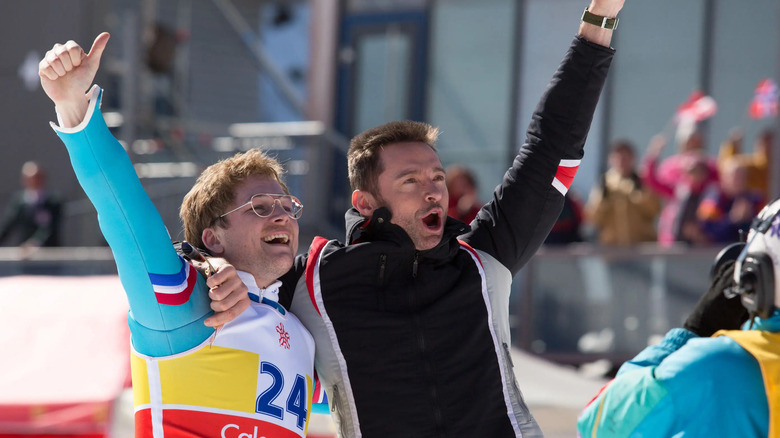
top-left (348, 121), bottom-right (439, 196)
top-left (445, 164), bottom-right (477, 190)
top-left (609, 139), bottom-right (635, 156)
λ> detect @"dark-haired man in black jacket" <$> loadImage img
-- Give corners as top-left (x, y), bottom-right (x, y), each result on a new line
top-left (209, 1), bottom-right (626, 436)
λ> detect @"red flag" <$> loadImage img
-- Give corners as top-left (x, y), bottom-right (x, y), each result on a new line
top-left (676, 91), bottom-right (717, 123)
top-left (748, 78), bottom-right (779, 119)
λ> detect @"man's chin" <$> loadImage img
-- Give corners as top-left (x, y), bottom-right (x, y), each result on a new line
top-left (265, 259), bottom-right (294, 278)
top-left (413, 233), bottom-right (443, 251)
top-left (259, 249), bottom-right (294, 270)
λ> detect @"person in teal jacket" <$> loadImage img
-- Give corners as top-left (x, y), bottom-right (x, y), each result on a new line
top-left (578, 199), bottom-right (780, 437)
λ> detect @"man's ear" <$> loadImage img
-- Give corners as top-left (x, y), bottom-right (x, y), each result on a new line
top-left (201, 227), bottom-right (225, 256)
top-left (352, 189), bottom-right (376, 217)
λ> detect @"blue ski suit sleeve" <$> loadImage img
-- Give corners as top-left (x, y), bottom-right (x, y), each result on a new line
top-left (52, 88), bottom-right (214, 357)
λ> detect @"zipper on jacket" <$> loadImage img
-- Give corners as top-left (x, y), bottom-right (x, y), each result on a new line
top-left (408, 275), bottom-right (445, 435)
top-left (331, 385), bottom-right (351, 437)
top-left (503, 342), bottom-right (514, 367)
top-left (377, 253), bottom-right (387, 283)
top-left (502, 342), bottom-right (531, 420)
top-left (330, 385), bottom-right (339, 414)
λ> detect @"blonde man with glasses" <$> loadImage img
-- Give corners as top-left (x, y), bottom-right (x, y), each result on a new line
top-left (39, 33), bottom-right (325, 438)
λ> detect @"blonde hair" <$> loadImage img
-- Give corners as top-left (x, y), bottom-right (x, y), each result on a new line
top-left (180, 149), bottom-right (288, 249)
top-left (347, 121), bottom-right (439, 196)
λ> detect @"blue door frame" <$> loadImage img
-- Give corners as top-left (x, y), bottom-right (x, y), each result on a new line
top-left (335, 10), bottom-right (429, 137)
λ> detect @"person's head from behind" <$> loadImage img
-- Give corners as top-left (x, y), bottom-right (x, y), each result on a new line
top-left (445, 165), bottom-right (477, 202)
top-left (731, 199), bottom-right (780, 320)
top-left (755, 128), bottom-right (774, 158)
top-left (348, 121), bottom-right (447, 251)
top-left (719, 158), bottom-right (748, 197)
top-left (21, 161), bottom-right (46, 192)
top-left (685, 156), bottom-right (710, 191)
top-left (676, 119), bottom-right (704, 154)
top-left (607, 140), bottom-right (636, 178)
top-left (180, 149), bottom-right (301, 285)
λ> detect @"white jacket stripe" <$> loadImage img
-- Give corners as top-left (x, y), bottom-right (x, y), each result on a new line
top-left (311, 246), bottom-right (363, 437)
top-left (461, 246), bottom-right (523, 437)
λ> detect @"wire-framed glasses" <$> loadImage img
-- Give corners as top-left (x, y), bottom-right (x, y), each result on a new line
top-left (219, 193), bottom-right (303, 220)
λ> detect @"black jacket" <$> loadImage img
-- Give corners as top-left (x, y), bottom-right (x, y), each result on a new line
top-left (279, 36), bottom-right (615, 438)
top-left (0, 190), bottom-right (61, 247)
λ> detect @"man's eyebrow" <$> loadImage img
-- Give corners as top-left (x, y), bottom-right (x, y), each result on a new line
top-left (393, 169), bottom-right (418, 180)
top-left (393, 166), bottom-right (446, 179)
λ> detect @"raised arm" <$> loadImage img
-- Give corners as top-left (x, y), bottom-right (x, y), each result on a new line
top-left (460, 0), bottom-right (624, 273)
top-left (40, 33), bottom-right (214, 356)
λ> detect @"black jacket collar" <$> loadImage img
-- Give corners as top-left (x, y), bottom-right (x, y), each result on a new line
top-left (345, 207), bottom-right (470, 260)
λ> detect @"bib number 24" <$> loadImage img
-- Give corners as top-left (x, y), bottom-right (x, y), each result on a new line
top-left (255, 361), bottom-right (308, 430)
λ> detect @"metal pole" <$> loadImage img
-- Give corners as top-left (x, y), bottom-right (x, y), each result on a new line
top-left (699, 0), bottom-right (715, 143)
top-left (507, 0), bottom-right (525, 165)
top-left (119, 11), bottom-right (138, 151)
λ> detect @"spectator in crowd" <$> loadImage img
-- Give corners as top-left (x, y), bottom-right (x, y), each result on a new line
top-left (642, 133), bottom-right (716, 245)
top-left (445, 164), bottom-right (482, 223)
top-left (586, 140), bottom-right (661, 245)
top-left (0, 161), bottom-right (62, 248)
top-left (545, 191), bottom-right (584, 245)
top-left (698, 158), bottom-right (764, 243)
top-left (655, 119), bottom-right (719, 188)
top-left (578, 199), bottom-right (780, 437)
top-left (718, 127), bottom-right (773, 199)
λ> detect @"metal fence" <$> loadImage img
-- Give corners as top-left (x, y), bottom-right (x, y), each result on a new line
top-left (54, 121), bottom-right (351, 248)
top-left (0, 242), bottom-right (726, 371)
top-left (511, 243), bottom-right (723, 369)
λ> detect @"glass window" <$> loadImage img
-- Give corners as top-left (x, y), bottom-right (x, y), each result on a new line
top-left (428, 0), bottom-right (516, 202)
top-left (354, 30), bottom-right (412, 134)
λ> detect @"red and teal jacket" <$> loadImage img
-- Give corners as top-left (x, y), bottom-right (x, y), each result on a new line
top-left (578, 311), bottom-right (780, 437)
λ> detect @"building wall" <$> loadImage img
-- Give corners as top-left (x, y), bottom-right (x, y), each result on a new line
top-left (425, 0), bottom-right (780, 201)
top-left (0, 1), bottom-right (106, 245)
top-left (708, 0), bottom-right (779, 161)
top-left (3, 0), bottom-right (780, 247)
top-left (0, 0), bottom-right (306, 246)
top-left (428, 0), bottom-right (517, 201)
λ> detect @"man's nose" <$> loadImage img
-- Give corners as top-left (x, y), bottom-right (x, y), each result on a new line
top-left (268, 200), bottom-right (290, 221)
top-left (425, 181), bottom-right (443, 202)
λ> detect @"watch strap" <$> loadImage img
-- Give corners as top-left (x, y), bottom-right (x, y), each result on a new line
top-left (581, 8), bottom-right (619, 30)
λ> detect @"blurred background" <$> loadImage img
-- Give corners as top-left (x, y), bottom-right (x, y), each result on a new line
top-left (1, 0), bottom-right (780, 436)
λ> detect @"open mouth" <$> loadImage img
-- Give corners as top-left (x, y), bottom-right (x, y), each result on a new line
top-left (422, 211), bottom-right (441, 230)
top-left (263, 233), bottom-right (290, 245)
